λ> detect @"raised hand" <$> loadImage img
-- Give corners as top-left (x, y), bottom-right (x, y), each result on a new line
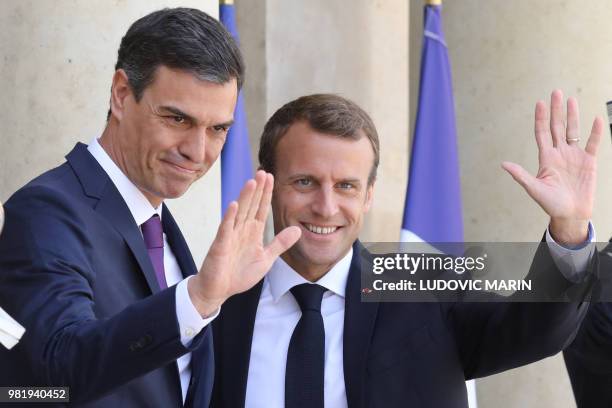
top-left (502, 90), bottom-right (603, 246)
top-left (188, 170), bottom-right (301, 316)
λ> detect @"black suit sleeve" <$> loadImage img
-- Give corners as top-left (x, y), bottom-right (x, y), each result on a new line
top-left (565, 301), bottom-right (612, 372)
top-left (443, 239), bottom-right (595, 379)
top-left (562, 247), bottom-right (612, 407)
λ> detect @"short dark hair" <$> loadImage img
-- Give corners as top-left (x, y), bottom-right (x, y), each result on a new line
top-left (259, 94), bottom-right (380, 185)
top-left (108, 7), bottom-right (244, 119)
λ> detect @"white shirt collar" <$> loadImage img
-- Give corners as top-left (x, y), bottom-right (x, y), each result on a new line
top-left (267, 247), bottom-right (353, 302)
top-left (87, 137), bottom-right (161, 226)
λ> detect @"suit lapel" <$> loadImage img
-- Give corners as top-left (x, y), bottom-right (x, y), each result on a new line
top-left (214, 281), bottom-right (263, 407)
top-left (66, 143), bottom-right (160, 295)
top-left (161, 205), bottom-right (201, 405)
top-left (344, 241), bottom-right (379, 408)
top-left (162, 205), bottom-right (198, 278)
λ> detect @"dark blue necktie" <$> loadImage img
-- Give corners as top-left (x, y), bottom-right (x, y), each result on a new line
top-left (285, 283), bottom-right (327, 408)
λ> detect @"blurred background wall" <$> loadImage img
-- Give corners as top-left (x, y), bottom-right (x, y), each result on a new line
top-left (3, 0), bottom-right (612, 407)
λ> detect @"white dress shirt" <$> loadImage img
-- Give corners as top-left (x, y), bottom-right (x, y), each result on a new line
top-left (245, 249), bottom-right (352, 408)
top-left (244, 230), bottom-right (595, 407)
top-left (87, 138), bottom-right (214, 402)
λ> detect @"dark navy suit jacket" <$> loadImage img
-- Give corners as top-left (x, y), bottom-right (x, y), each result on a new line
top-left (212, 241), bottom-right (593, 408)
top-left (0, 143), bottom-right (213, 407)
top-left (564, 241), bottom-right (612, 408)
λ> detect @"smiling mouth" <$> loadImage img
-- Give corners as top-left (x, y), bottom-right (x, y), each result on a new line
top-left (162, 160), bottom-right (199, 174)
top-left (303, 223), bottom-right (339, 235)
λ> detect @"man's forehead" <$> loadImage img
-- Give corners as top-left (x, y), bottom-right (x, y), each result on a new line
top-left (143, 66), bottom-right (237, 123)
top-left (277, 127), bottom-right (373, 179)
top-left (280, 122), bottom-right (371, 151)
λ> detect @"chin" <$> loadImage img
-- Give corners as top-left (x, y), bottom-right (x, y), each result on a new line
top-left (160, 183), bottom-right (192, 199)
top-left (300, 247), bottom-right (346, 268)
top-left (165, 190), bottom-right (186, 199)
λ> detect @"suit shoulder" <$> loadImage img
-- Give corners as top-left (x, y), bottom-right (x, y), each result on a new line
top-left (6, 162), bottom-right (92, 213)
top-left (1, 164), bottom-right (97, 255)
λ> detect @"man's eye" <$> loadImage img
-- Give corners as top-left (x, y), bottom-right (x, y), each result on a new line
top-left (213, 125), bottom-right (229, 132)
top-left (173, 115), bottom-right (185, 124)
top-left (296, 179), bottom-right (312, 187)
top-left (338, 182), bottom-right (354, 189)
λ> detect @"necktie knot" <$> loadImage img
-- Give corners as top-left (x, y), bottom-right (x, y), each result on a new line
top-left (141, 215), bottom-right (163, 249)
top-left (290, 283), bottom-right (326, 313)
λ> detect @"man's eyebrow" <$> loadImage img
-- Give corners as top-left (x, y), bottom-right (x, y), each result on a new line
top-left (159, 105), bottom-right (234, 128)
top-left (214, 119), bottom-right (235, 128)
top-left (158, 105), bottom-right (195, 121)
top-left (338, 178), bottom-right (362, 185)
top-left (288, 174), bottom-right (314, 180)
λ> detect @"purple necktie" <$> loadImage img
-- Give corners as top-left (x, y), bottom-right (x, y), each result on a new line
top-left (141, 214), bottom-right (167, 290)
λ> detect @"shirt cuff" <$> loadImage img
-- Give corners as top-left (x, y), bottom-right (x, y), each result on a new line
top-left (545, 221), bottom-right (596, 283)
top-left (0, 307), bottom-right (25, 350)
top-left (175, 276), bottom-right (220, 347)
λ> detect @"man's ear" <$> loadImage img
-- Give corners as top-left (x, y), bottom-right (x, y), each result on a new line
top-left (364, 180), bottom-right (375, 213)
top-left (109, 69), bottom-right (132, 122)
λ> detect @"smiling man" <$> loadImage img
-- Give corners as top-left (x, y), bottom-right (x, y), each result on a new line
top-left (268, 119), bottom-right (375, 282)
top-left (211, 93), bottom-right (602, 408)
top-left (99, 65), bottom-right (237, 206)
top-left (0, 8), bottom-right (299, 407)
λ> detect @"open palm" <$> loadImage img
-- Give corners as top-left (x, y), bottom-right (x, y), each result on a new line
top-left (191, 171), bottom-right (301, 314)
top-left (503, 90), bottom-right (603, 245)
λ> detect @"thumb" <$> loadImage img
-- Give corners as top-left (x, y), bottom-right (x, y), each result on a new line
top-left (265, 226), bottom-right (301, 260)
top-left (501, 161), bottom-right (537, 193)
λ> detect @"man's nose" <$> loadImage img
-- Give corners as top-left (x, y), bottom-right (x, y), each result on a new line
top-left (311, 185), bottom-right (339, 218)
top-left (179, 127), bottom-right (207, 164)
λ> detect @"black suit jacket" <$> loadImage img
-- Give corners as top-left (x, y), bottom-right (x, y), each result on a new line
top-left (564, 241), bottom-right (612, 408)
top-left (212, 241), bottom-right (592, 408)
top-left (0, 143), bottom-right (213, 407)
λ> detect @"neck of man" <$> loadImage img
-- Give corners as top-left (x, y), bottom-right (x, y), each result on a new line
top-left (281, 252), bottom-right (347, 283)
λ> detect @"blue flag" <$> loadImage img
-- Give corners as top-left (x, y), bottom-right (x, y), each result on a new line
top-left (401, 6), bottom-right (476, 407)
top-left (401, 4), bottom-right (463, 245)
top-left (220, 1), bottom-right (254, 215)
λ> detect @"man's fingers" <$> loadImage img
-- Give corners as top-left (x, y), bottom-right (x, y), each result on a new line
top-left (234, 179), bottom-right (257, 227)
top-left (534, 100), bottom-right (553, 151)
top-left (255, 173), bottom-right (274, 222)
top-left (585, 116), bottom-right (604, 156)
top-left (216, 201), bottom-right (238, 245)
top-left (264, 226), bottom-right (301, 260)
top-left (566, 96), bottom-right (580, 145)
top-left (501, 161), bottom-right (537, 193)
top-left (246, 170), bottom-right (267, 221)
top-left (549, 90), bottom-right (565, 147)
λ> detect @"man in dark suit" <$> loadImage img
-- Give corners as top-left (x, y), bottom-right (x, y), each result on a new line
top-left (0, 8), bottom-right (300, 407)
top-left (211, 92), bottom-right (603, 407)
top-left (564, 243), bottom-right (612, 408)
